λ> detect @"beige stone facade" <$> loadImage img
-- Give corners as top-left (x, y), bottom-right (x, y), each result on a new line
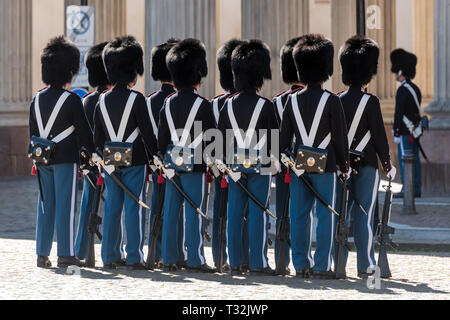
top-left (0, 0), bottom-right (446, 192)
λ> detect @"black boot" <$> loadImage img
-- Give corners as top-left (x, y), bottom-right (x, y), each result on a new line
top-left (127, 262), bottom-right (147, 270)
top-left (231, 266), bottom-right (244, 276)
top-left (312, 270), bottom-right (336, 280)
top-left (190, 263), bottom-right (216, 273)
top-left (164, 264), bottom-right (179, 272)
top-left (103, 262), bottom-right (117, 270)
top-left (250, 267), bottom-right (276, 276)
top-left (37, 256), bottom-right (52, 268)
top-left (296, 268), bottom-right (313, 279)
top-left (176, 260), bottom-right (188, 270)
top-left (57, 256), bottom-right (83, 268)
top-left (114, 258), bottom-right (127, 267)
top-left (276, 266), bottom-right (291, 276)
top-left (241, 264), bottom-right (250, 273)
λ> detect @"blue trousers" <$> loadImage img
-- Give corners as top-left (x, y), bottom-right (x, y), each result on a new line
top-left (212, 179), bottom-right (250, 267)
top-left (36, 163), bottom-right (79, 257)
top-left (398, 135), bottom-right (422, 194)
top-left (290, 173), bottom-right (336, 272)
top-left (101, 165), bottom-right (147, 264)
top-left (162, 172), bottom-right (207, 267)
top-left (334, 166), bottom-right (379, 272)
top-left (74, 176), bottom-right (124, 260)
top-left (227, 174), bottom-right (271, 270)
top-left (148, 173), bottom-right (187, 263)
top-left (275, 173), bottom-right (291, 268)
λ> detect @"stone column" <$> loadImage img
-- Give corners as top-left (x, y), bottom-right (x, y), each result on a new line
top-left (126, 0), bottom-right (146, 94)
top-left (0, 0), bottom-right (33, 175)
top-left (215, 0), bottom-right (242, 95)
top-left (425, 0), bottom-right (450, 130)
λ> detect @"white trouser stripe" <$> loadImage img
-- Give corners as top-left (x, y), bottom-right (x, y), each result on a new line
top-left (327, 174), bottom-right (336, 271)
top-left (120, 212), bottom-right (125, 259)
top-left (138, 167), bottom-right (147, 263)
top-left (307, 203), bottom-right (315, 268)
top-left (367, 170), bottom-right (379, 268)
top-left (197, 174), bottom-right (206, 265)
top-left (182, 204), bottom-right (187, 260)
top-left (70, 163), bottom-right (77, 256)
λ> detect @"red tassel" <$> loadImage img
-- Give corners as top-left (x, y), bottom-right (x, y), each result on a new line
top-left (97, 173), bottom-right (104, 186)
top-left (146, 174), bottom-right (150, 182)
top-left (409, 135), bottom-right (414, 143)
top-left (206, 171), bottom-right (213, 184)
top-left (78, 170), bottom-right (82, 180)
top-left (284, 168), bottom-right (292, 184)
top-left (31, 165), bottom-right (37, 176)
top-left (157, 171), bottom-right (165, 184)
top-left (221, 175), bottom-right (228, 189)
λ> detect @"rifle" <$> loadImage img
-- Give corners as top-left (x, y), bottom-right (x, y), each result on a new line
top-left (275, 188), bottom-right (290, 275)
top-left (335, 177), bottom-right (351, 279)
top-left (146, 168), bottom-right (166, 270)
top-left (85, 172), bottom-right (103, 268)
top-left (376, 177), bottom-right (398, 278)
top-left (217, 173), bottom-right (229, 273)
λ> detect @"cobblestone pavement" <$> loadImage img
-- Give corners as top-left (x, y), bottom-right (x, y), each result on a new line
top-left (0, 239), bottom-right (448, 300)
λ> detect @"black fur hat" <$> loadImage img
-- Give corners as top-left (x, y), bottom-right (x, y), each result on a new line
top-left (390, 48), bottom-right (417, 79)
top-left (231, 40), bottom-right (272, 92)
top-left (166, 38), bottom-right (208, 89)
top-left (339, 35), bottom-right (380, 86)
top-left (103, 35), bottom-right (144, 85)
top-left (41, 36), bottom-right (80, 87)
top-left (151, 38), bottom-right (180, 82)
top-left (85, 42), bottom-right (110, 88)
top-left (280, 36), bottom-right (304, 85)
top-left (217, 39), bottom-right (244, 92)
top-left (293, 34), bottom-right (334, 85)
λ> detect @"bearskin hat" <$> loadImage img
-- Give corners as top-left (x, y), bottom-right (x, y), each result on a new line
top-left (339, 35), bottom-right (380, 86)
top-left (231, 40), bottom-right (272, 92)
top-left (280, 36), bottom-right (304, 85)
top-left (103, 35), bottom-right (144, 85)
top-left (293, 34), bottom-right (334, 85)
top-left (151, 38), bottom-right (180, 82)
top-left (41, 36), bottom-right (80, 87)
top-left (217, 39), bottom-right (244, 92)
top-left (166, 38), bottom-right (208, 89)
top-left (390, 48), bottom-right (417, 79)
top-left (85, 42), bottom-right (110, 88)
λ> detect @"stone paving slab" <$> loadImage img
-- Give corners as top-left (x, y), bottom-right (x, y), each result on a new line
top-left (0, 239), bottom-right (448, 300)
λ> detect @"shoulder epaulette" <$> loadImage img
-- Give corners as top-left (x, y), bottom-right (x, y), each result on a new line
top-left (257, 94), bottom-right (273, 104)
top-left (197, 93), bottom-right (210, 102)
top-left (290, 86), bottom-right (305, 95)
top-left (82, 91), bottom-right (94, 99)
top-left (37, 86), bottom-right (48, 93)
top-left (166, 91), bottom-right (177, 100)
top-left (213, 93), bottom-right (226, 100)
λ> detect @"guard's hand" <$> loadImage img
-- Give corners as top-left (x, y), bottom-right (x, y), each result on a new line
top-left (387, 165), bottom-right (397, 180)
top-left (338, 167), bottom-right (352, 181)
top-left (393, 136), bottom-right (402, 145)
top-left (91, 153), bottom-right (102, 165)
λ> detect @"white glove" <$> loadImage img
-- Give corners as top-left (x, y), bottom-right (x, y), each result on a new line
top-left (387, 165), bottom-right (397, 180)
top-left (394, 136), bottom-right (402, 145)
top-left (91, 153), bottom-right (102, 165)
top-left (338, 167), bottom-right (352, 181)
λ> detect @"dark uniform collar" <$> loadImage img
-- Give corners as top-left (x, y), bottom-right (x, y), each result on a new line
top-left (114, 82), bottom-right (129, 90)
top-left (349, 85), bottom-right (364, 93)
top-left (306, 83), bottom-right (323, 90)
top-left (178, 87), bottom-right (196, 94)
top-left (161, 83), bottom-right (175, 92)
top-left (291, 84), bottom-right (303, 91)
top-left (97, 85), bottom-right (109, 93)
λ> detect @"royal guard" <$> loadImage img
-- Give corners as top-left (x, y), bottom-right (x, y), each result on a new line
top-left (211, 39), bottom-right (250, 272)
top-left (338, 35), bottom-right (396, 277)
top-left (74, 42), bottom-right (123, 264)
top-left (272, 36), bottom-right (306, 275)
top-left (218, 40), bottom-right (278, 276)
top-left (391, 49), bottom-right (423, 198)
top-left (158, 39), bottom-right (216, 272)
top-left (280, 34), bottom-right (349, 279)
top-left (146, 38), bottom-right (187, 269)
top-left (29, 36), bottom-right (94, 268)
top-left (93, 36), bottom-right (157, 270)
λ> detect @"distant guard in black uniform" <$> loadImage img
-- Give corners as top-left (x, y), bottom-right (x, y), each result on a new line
top-left (74, 42), bottom-right (118, 263)
top-left (391, 49), bottom-right (422, 198)
top-left (218, 40), bottom-right (278, 276)
top-left (338, 35), bottom-right (396, 277)
top-left (272, 36), bottom-right (306, 275)
top-left (280, 34), bottom-right (349, 279)
top-left (146, 38), bottom-right (183, 269)
top-left (158, 39), bottom-right (216, 272)
top-left (29, 36), bottom-right (95, 268)
top-left (93, 36), bottom-right (157, 269)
